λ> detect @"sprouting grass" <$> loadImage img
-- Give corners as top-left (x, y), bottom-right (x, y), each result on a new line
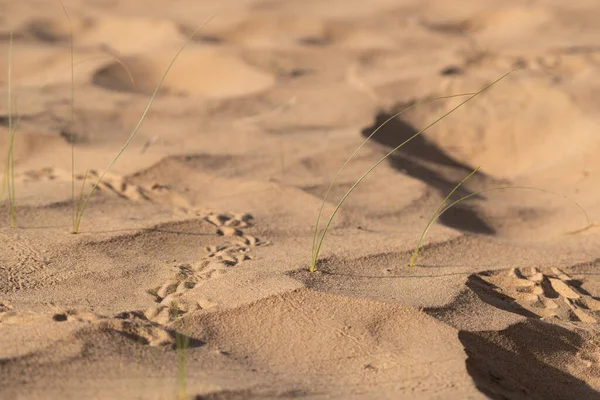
top-left (59, 2), bottom-right (78, 233)
top-left (409, 166), bottom-right (479, 267)
top-left (60, 2), bottom-right (134, 233)
top-left (2, 11), bottom-right (134, 230)
top-left (3, 32), bottom-right (18, 228)
top-left (170, 301), bottom-right (190, 400)
top-left (309, 70), bottom-right (515, 272)
top-left (71, 17), bottom-right (214, 234)
top-left (175, 328), bottom-right (190, 400)
top-left (409, 167), bottom-right (591, 267)
top-left (309, 92), bottom-right (479, 264)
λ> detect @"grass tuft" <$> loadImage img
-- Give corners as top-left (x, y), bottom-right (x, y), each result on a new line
top-left (176, 329), bottom-right (189, 400)
top-left (409, 169), bottom-right (591, 267)
top-left (3, 32), bottom-right (18, 227)
top-left (309, 70), bottom-right (516, 272)
top-left (59, 1), bottom-right (77, 232)
top-left (170, 301), bottom-right (190, 400)
top-left (309, 92), bottom-right (479, 263)
top-left (71, 17), bottom-right (214, 233)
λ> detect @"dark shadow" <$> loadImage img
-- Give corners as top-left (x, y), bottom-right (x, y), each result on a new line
top-left (361, 111), bottom-right (495, 234)
top-left (459, 320), bottom-right (600, 399)
top-left (0, 114), bottom-right (35, 127)
top-left (297, 36), bottom-right (329, 46)
top-left (195, 35), bottom-right (223, 44)
top-left (466, 274), bottom-right (540, 319)
top-left (52, 313), bottom-right (68, 322)
top-left (437, 204), bottom-right (493, 234)
top-left (440, 65), bottom-right (463, 76)
top-left (25, 20), bottom-right (69, 43)
top-left (567, 279), bottom-right (600, 301)
top-left (362, 113), bottom-right (474, 169)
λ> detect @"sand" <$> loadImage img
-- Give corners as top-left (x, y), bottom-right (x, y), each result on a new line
top-left (1, 0), bottom-right (600, 399)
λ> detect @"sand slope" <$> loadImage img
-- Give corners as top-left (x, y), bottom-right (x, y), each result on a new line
top-left (2, 0), bottom-right (600, 398)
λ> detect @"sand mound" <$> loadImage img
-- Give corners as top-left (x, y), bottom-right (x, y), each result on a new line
top-left (183, 289), bottom-right (481, 398)
top-left (92, 48), bottom-right (275, 97)
top-left (388, 73), bottom-right (597, 178)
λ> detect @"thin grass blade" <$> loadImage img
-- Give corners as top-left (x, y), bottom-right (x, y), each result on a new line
top-left (410, 183), bottom-right (591, 267)
top-left (72, 17), bottom-right (214, 233)
top-left (310, 92), bottom-right (478, 260)
top-left (409, 166), bottom-right (479, 267)
top-left (6, 31), bottom-right (16, 227)
top-left (310, 70), bottom-right (515, 272)
top-left (60, 1), bottom-right (78, 231)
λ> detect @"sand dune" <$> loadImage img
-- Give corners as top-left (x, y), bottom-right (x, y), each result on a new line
top-left (2, 0), bottom-right (600, 399)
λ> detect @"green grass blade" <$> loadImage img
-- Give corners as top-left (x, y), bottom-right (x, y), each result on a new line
top-left (176, 330), bottom-right (189, 400)
top-left (75, 169), bottom-right (89, 217)
top-left (171, 301), bottom-right (190, 400)
top-left (1, 34), bottom-right (10, 202)
top-left (409, 166), bottom-right (479, 267)
top-left (60, 1), bottom-right (77, 232)
top-left (7, 100), bottom-right (22, 229)
top-left (3, 98), bottom-right (22, 204)
top-left (310, 92), bottom-right (478, 261)
top-left (6, 31), bottom-right (16, 227)
top-left (310, 70), bottom-right (515, 272)
top-left (410, 181), bottom-right (591, 267)
top-left (72, 17), bottom-right (214, 233)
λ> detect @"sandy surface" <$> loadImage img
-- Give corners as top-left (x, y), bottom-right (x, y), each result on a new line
top-left (2, 0), bottom-right (600, 399)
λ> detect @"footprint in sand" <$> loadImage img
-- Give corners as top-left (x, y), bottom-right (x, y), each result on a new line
top-left (54, 309), bottom-right (183, 347)
top-left (471, 267), bottom-right (600, 323)
top-left (1, 304), bottom-right (179, 347)
top-left (144, 212), bottom-right (264, 325)
top-left (17, 167), bottom-right (182, 203)
top-left (55, 213), bottom-right (263, 343)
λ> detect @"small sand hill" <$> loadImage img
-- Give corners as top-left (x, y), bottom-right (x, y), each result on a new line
top-left (2, 0), bottom-right (600, 399)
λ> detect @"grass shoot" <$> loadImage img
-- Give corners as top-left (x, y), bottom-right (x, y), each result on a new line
top-left (171, 301), bottom-right (190, 400)
top-left (3, 32), bottom-right (18, 227)
top-left (409, 169), bottom-right (591, 267)
top-left (176, 329), bottom-right (190, 400)
top-left (309, 70), bottom-right (515, 272)
top-left (309, 92), bottom-right (479, 263)
top-left (60, 1), bottom-right (78, 233)
top-left (71, 18), bottom-right (213, 233)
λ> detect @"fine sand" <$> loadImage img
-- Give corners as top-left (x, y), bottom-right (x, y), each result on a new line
top-left (2, 1), bottom-right (600, 399)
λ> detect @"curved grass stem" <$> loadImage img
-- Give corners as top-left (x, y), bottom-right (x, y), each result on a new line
top-left (310, 92), bottom-right (478, 262)
top-left (409, 166), bottom-right (480, 267)
top-left (309, 70), bottom-right (516, 272)
top-left (60, 1), bottom-right (77, 231)
top-left (5, 32), bottom-right (17, 227)
top-left (410, 180), bottom-right (591, 267)
top-left (72, 18), bottom-right (214, 233)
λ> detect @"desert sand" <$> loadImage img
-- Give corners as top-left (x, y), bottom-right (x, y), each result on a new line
top-left (1, 0), bottom-right (600, 399)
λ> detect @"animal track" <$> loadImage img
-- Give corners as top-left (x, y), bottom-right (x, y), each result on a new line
top-left (13, 167), bottom-right (267, 344)
top-left (0, 305), bottom-right (179, 346)
top-left (2, 212), bottom-right (265, 346)
top-left (17, 167), bottom-right (184, 204)
top-left (441, 48), bottom-right (600, 78)
top-left (471, 267), bottom-right (600, 323)
top-left (144, 212), bottom-right (264, 325)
